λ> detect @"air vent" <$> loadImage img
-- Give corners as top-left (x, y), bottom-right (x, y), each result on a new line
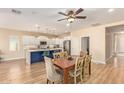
top-left (11, 9), bottom-right (21, 14)
top-left (92, 23), bottom-right (101, 27)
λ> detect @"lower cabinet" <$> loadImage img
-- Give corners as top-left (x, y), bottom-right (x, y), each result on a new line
top-left (30, 50), bottom-right (61, 64)
top-left (31, 51), bottom-right (44, 64)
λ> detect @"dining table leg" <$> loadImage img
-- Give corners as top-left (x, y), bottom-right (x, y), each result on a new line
top-left (63, 69), bottom-right (68, 84)
top-left (89, 62), bottom-right (91, 75)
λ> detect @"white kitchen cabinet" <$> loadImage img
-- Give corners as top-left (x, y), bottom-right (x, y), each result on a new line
top-left (23, 36), bottom-right (40, 45)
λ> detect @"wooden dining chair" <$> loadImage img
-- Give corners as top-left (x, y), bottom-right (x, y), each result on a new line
top-left (53, 52), bottom-right (62, 59)
top-left (61, 51), bottom-right (68, 58)
top-left (69, 57), bottom-right (84, 84)
top-left (82, 55), bottom-right (92, 78)
top-left (44, 56), bottom-right (63, 84)
top-left (80, 51), bottom-right (87, 58)
top-left (53, 52), bottom-right (64, 72)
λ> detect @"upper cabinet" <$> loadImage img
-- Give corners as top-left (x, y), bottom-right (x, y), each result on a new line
top-left (23, 36), bottom-right (40, 45)
top-left (22, 35), bottom-right (71, 48)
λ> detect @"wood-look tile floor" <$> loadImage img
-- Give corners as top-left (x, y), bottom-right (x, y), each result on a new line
top-left (0, 56), bottom-right (124, 84)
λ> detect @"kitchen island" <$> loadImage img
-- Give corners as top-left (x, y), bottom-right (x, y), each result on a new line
top-left (26, 48), bottom-right (62, 64)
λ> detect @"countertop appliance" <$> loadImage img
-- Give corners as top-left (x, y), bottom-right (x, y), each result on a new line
top-left (38, 41), bottom-right (47, 49)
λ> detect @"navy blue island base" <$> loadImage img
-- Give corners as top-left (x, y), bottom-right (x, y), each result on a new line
top-left (30, 49), bottom-right (61, 64)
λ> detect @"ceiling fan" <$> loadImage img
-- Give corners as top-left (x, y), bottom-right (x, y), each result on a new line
top-left (58, 8), bottom-right (87, 23)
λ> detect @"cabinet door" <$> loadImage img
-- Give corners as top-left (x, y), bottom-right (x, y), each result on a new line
top-left (23, 36), bottom-right (40, 45)
top-left (31, 52), bottom-right (44, 63)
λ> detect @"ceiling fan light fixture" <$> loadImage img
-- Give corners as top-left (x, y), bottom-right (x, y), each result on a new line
top-left (67, 18), bottom-right (75, 23)
top-left (108, 8), bottom-right (115, 13)
top-left (58, 8), bottom-right (86, 23)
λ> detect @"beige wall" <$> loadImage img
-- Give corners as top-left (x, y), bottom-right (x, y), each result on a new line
top-left (1, 20), bottom-right (124, 62)
top-left (71, 20), bottom-right (124, 64)
top-left (71, 26), bottom-right (106, 64)
top-left (0, 28), bottom-right (56, 61)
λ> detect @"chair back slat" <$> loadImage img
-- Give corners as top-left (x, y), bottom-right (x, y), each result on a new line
top-left (53, 51), bottom-right (68, 59)
top-left (53, 53), bottom-right (61, 59)
top-left (84, 55), bottom-right (92, 67)
top-left (75, 57), bottom-right (84, 72)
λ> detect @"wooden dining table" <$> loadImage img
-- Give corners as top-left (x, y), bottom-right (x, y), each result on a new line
top-left (53, 58), bottom-right (75, 84)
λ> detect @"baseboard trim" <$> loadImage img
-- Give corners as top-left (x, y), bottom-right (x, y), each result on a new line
top-left (106, 56), bottom-right (113, 62)
top-left (116, 53), bottom-right (124, 56)
top-left (2, 57), bottom-right (25, 61)
top-left (92, 60), bottom-right (106, 64)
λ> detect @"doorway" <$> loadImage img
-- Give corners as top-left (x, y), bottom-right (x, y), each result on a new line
top-left (114, 33), bottom-right (124, 56)
top-left (106, 25), bottom-right (124, 59)
top-left (81, 37), bottom-right (90, 55)
top-left (63, 40), bottom-right (71, 55)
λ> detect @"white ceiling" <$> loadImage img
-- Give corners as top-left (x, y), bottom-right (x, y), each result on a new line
top-left (0, 8), bottom-right (124, 35)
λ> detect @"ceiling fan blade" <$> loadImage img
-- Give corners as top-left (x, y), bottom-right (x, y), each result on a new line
top-left (75, 16), bottom-right (87, 19)
top-left (57, 18), bottom-right (67, 21)
top-left (75, 8), bottom-right (84, 15)
top-left (58, 12), bottom-right (67, 16)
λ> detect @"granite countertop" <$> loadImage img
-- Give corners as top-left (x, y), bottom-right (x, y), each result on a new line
top-left (26, 48), bottom-right (62, 52)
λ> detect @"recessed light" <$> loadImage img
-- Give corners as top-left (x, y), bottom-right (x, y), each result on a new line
top-left (108, 8), bottom-right (115, 12)
top-left (35, 24), bottom-right (39, 27)
top-left (35, 24), bottom-right (40, 30)
top-left (120, 32), bottom-right (124, 34)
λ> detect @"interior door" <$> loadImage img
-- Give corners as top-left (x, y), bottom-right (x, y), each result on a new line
top-left (81, 37), bottom-right (90, 54)
top-left (63, 40), bottom-right (71, 55)
top-left (115, 34), bottom-right (124, 53)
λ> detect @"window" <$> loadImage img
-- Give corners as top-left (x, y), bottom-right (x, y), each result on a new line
top-left (9, 36), bottom-right (19, 51)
